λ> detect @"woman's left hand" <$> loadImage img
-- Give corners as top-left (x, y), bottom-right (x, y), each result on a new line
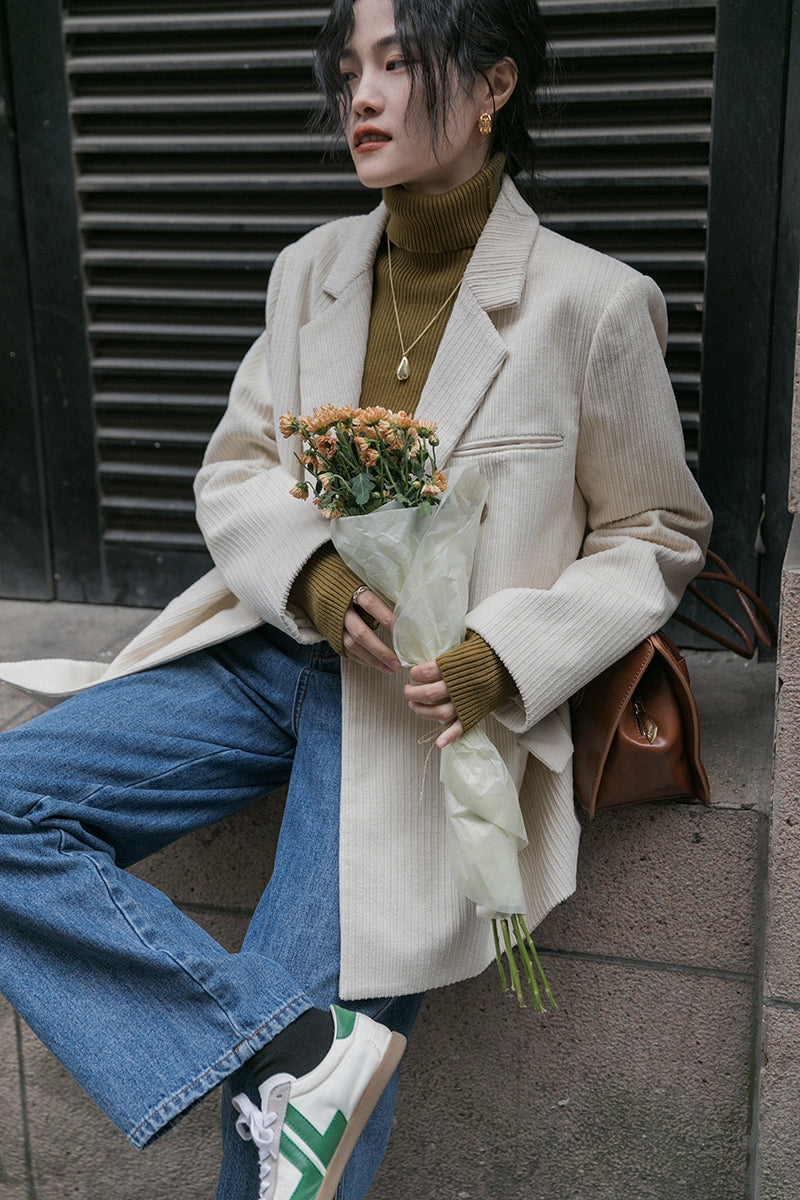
top-left (405, 662), bottom-right (464, 749)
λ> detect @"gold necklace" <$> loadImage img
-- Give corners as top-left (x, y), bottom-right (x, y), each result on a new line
top-left (386, 235), bottom-right (463, 382)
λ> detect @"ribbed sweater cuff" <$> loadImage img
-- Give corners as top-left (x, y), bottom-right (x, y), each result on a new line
top-left (289, 546), bottom-right (364, 656)
top-left (436, 630), bottom-right (517, 734)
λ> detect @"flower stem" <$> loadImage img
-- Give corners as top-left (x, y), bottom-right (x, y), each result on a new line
top-left (500, 918), bottom-right (525, 1008)
top-left (511, 914), bottom-right (543, 1013)
top-left (492, 918), bottom-right (509, 994)
top-left (490, 914), bottom-right (557, 1011)
top-left (519, 913), bottom-right (556, 1011)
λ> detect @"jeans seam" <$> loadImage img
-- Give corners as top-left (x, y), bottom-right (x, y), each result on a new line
top-left (72, 837), bottom-right (269, 1043)
top-left (370, 997), bottom-right (395, 1022)
top-left (74, 746), bottom-right (252, 806)
top-left (19, 744), bottom-right (294, 822)
top-left (291, 667), bottom-right (312, 738)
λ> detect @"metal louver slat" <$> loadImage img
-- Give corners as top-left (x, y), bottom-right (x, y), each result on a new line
top-left (62, 0), bottom-right (716, 554)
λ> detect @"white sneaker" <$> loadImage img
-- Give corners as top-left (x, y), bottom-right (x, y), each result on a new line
top-left (233, 1005), bottom-right (406, 1200)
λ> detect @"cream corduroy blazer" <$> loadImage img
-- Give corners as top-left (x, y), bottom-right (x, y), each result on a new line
top-left (0, 177), bottom-right (711, 998)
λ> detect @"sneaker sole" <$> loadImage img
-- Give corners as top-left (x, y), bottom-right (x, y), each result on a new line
top-left (316, 1030), bottom-right (407, 1200)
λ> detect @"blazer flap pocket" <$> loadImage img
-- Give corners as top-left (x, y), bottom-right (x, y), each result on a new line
top-left (453, 433), bottom-right (564, 458)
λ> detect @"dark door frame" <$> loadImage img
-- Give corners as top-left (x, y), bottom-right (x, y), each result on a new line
top-left (699, 0), bottom-right (800, 618)
top-left (2, 0), bottom-right (104, 603)
top-left (0, 2), bottom-right (53, 599)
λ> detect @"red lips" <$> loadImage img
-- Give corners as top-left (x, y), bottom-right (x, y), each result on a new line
top-left (354, 124), bottom-right (392, 149)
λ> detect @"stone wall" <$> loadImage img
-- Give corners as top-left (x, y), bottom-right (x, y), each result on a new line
top-left (754, 293), bottom-right (800, 1198)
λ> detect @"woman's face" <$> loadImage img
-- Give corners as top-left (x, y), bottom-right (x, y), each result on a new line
top-left (339, 0), bottom-right (491, 194)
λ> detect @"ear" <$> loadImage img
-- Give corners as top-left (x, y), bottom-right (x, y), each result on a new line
top-left (483, 58), bottom-right (518, 114)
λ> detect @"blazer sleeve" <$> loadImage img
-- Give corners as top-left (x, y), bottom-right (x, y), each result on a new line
top-left (465, 274), bottom-right (713, 736)
top-left (193, 252), bottom-right (334, 641)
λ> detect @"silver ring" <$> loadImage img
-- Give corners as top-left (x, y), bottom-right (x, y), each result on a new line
top-left (352, 585), bottom-right (370, 607)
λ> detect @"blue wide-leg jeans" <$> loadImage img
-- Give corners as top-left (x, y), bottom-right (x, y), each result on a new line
top-left (0, 624), bottom-right (422, 1199)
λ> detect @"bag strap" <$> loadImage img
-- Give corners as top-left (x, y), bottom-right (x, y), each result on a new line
top-left (671, 550), bottom-right (777, 658)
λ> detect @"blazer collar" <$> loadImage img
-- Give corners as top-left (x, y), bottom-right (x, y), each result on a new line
top-left (321, 174), bottom-right (539, 311)
top-left (461, 175), bottom-right (540, 310)
top-left (323, 202), bottom-right (390, 299)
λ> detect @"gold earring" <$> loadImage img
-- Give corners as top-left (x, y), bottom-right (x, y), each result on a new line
top-left (478, 112), bottom-right (493, 136)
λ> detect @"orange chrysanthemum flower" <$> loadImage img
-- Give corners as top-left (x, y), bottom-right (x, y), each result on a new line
top-left (307, 404), bottom-right (339, 434)
top-left (279, 411), bottom-right (298, 438)
top-left (355, 436), bottom-right (379, 467)
top-left (413, 418), bottom-right (438, 437)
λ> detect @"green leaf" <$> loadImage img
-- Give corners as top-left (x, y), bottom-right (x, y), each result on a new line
top-left (351, 472), bottom-right (373, 506)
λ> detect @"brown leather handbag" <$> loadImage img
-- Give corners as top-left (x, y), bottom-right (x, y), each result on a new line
top-left (570, 553), bottom-right (776, 819)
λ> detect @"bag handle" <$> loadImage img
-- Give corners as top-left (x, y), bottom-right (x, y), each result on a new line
top-left (671, 550), bottom-right (777, 658)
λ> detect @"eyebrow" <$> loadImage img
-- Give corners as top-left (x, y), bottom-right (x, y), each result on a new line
top-left (340, 33), bottom-right (401, 58)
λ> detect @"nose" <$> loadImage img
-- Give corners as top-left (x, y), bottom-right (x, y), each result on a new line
top-left (351, 68), bottom-right (384, 118)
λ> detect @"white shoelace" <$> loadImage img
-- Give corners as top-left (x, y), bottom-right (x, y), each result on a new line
top-left (234, 1094), bottom-right (279, 1199)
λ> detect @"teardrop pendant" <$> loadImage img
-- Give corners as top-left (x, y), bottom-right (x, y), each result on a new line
top-left (396, 355), bottom-right (409, 382)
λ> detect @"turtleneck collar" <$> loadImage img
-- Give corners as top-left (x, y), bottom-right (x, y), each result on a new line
top-left (382, 152), bottom-right (505, 255)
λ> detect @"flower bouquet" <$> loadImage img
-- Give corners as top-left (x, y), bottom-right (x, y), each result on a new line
top-left (281, 404), bottom-right (554, 1010)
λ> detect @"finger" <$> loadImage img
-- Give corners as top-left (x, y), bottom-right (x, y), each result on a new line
top-left (408, 661), bottom-right (443, 684)
top-left (436, 719), bottom-right (464, 749)
top-left (352, 588), bottom-right (395, 632)
top-left (404, 679), bottom-right (450, 706)
top-left (343, 610), bottom-right (401, 674)
top-left (343, 633), bottom-right (399, 674)
top-left (407, 699), bottom-right (458, 724)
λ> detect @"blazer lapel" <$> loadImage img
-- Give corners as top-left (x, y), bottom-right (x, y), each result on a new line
top-left (296, 176), bottom-right (540, 460)
top-left (417, 289), bottom-right (508, 465)
top-left (298, 204), bottom-right (389, 412)
top-left (417, 177), bottom-right (541, 464)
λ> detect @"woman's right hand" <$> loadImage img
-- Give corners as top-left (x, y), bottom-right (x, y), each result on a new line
top-left (342, 588), bottom-right (402, 676)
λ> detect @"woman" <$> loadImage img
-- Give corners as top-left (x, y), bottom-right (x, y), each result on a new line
top-left (0, 0), bottom-right (712, 1197)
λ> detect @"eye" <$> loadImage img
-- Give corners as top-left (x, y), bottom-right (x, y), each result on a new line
top-left (385, 58), bottom-right (407, 72)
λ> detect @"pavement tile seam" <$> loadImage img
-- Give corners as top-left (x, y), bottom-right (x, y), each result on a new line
top-left (763, 996), bottom-right (800, 1011)
top-left (712, 800), bottom-right (774, 812)
top-left (539, 947), bottom-right (755, 983)
top-left (12, 1012), bottom-right (35, 1200)
top-left (747, 810), bottom-right (771, 1200)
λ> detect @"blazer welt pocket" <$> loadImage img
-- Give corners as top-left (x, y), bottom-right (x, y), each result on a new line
top-left (453, 433), bottom-right (564, 458)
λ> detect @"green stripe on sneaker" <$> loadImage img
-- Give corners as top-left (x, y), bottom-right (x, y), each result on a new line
top-left (285, 1104), bottom-right (347, 1166)
top-left (279, 1135), bottom-right (323, 1200)
top-left (332, 1004), bottom-right (356, 1039)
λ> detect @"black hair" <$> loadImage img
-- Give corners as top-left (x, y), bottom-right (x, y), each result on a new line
top-left (312, 0), bottom-right (552, 187)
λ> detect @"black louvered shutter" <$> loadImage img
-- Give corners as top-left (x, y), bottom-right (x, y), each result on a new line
top-left (61, 0), bottom-right (715, 604)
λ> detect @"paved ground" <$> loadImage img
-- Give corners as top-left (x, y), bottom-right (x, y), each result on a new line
top-left (0, 598), bottom-right (777, 1200)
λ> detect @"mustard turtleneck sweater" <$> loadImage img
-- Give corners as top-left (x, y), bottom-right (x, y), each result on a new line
top-left (290, 153), bottom-right (515, 732)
